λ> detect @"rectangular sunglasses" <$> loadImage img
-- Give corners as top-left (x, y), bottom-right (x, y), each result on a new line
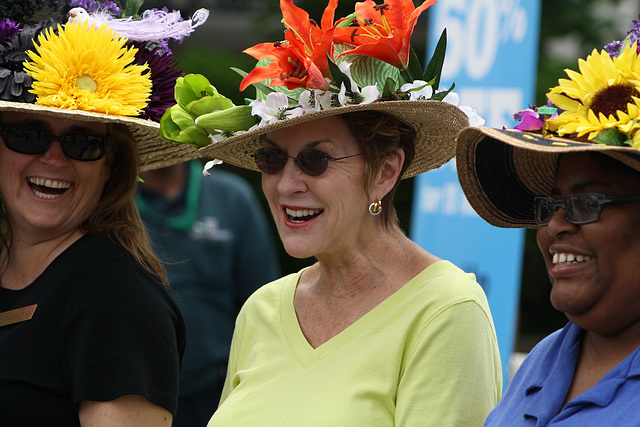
top-left (1, 124), bottom-right (110, 161)
top-left (534, 193), bottom-right (640, 225)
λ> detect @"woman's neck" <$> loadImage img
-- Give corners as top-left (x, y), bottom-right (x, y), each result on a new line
top-left (0, 229), bottom-right (85, 290)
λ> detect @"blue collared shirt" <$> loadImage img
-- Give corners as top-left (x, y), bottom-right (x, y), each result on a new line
top-left (484, 322), bottom-right (640, 426)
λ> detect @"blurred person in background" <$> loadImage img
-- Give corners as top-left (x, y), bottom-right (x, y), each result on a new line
top-left (137, 160), bottom-right (280, 427)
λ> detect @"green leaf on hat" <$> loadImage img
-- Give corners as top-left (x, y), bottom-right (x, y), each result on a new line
top-left (592, 128), bottom-right (632, 146)
top-left (337, 54), bottom-right (401, 92)
top-left (122, 0), bottom-right (145, 18)
top-left (424, 28), bottom-right (447, 91)
top-left (406, 47), bottom-right (424, 83)
top-left (430, 82), bottom-right (456, 101)
top-left (327, 55), bottom-right (353, 92)
top-left (160, 106), bottom-right (211, 148)
top-left (380, 77), bottom-right (399, 99)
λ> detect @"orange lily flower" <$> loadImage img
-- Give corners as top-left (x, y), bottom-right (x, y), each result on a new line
top-left (240, 0), bottom-right (339, 91)
top-left (334, 0), bottom-right (437, 70)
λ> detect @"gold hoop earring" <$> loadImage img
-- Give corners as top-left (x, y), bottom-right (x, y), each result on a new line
top-left (369, 200), bottom-right (382, 216)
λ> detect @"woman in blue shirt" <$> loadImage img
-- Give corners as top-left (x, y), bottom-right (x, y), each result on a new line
top-left (456, 18), bottom-right (640, 426)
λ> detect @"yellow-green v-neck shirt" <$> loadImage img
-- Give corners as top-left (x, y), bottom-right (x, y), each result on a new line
top-left (208, 261), bottom-right (502, 426)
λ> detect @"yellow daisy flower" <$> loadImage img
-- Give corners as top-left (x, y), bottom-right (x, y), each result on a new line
top-left (23, 21), bottom-right (151, 116)
top-left (546, 44), bottom-right (640, 141)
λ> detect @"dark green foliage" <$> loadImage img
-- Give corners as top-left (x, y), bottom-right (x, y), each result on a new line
top-left (0, 0), bottom-right (69, 23)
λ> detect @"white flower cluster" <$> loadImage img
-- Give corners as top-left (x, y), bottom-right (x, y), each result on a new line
top-left (400, 80), bottom-right (485, 127)
top-left (249, 62), bottom-right (380, 128)
top-left (249, 62), bottom-right (484, 128)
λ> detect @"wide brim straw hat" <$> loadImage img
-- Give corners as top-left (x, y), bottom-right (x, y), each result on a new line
top-left (0, 101), bottom-right (197, 172)
top-left (197, 100), bottom-right (470, 179)
top-left (456, 127), bottom-right (640, 228)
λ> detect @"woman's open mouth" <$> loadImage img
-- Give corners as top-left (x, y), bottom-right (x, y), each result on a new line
top-left (28, 177), bottom-right (71, 200)
top-left (285, 207), bottom-right (323, 223)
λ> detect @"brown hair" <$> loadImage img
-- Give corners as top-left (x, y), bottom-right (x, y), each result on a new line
top-left (341, 111), bottom-right (416, 228)
top-left (0, 119), bottom-right (167, 285)
top-left (81, 123), bottom-right (168, 285)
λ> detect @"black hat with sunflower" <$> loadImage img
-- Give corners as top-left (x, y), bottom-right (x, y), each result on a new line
top-left (456, 16), bottom-right (640, 229)
top-left (0, 0), bottom-right (208, 171)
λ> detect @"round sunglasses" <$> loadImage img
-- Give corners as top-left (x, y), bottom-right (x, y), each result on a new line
top-left (252, 147), bottom-right (363, 177)
top-left (534, 193), bottom-right (640, 225)
top-left (1, 124), bottom-right (110, 161)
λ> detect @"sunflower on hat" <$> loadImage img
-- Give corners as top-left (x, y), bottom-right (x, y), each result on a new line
top-left (24, 20), bottom-right (152, 116)
top-left (514, 17), bottom-right (640, 149)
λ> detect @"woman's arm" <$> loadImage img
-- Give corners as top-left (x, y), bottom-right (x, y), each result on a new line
top-left (396, 300), bottom-right (502, 426)
top-left (79, 394), bottom-right (172, 426)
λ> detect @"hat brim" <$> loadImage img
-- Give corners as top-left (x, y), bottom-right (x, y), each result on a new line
top-left (0, 101), bottom-right (197, 171)
top-left (456, 127), bottom-right (640, 228)
top-left (196, 100), bottom-right (469, 179)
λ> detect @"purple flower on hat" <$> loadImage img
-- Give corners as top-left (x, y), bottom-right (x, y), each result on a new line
top-left (514, 109), bottom-right (544, 131)
top-left (0, 19), bottom-right (21, 42)
top-left (604, 40), bottom-right (624, 57)
top-left (0, 0), bottom-right (67, 22)
top-left (604, 15), bottom-right (640, 57)
top-left (130, 41), bottom-right (182, 122)
top-left (0, 20), bottom-right (54, 103)
top-left (69, 0), bottom-right (121, 16)
top-left (512, 101), bottom-right (561, 132)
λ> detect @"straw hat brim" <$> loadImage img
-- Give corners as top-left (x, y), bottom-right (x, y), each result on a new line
top-left (196, 100), bottom-right (469, 179)
top-left (456, 126), bottom-right (640, 228)
top-left (0, 101), bottom-right (198, 171)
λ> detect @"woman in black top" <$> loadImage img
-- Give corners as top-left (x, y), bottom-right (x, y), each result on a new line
top-left (0, 2), bottom-right (205, 425)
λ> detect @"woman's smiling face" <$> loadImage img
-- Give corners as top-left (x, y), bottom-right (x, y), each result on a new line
top-left (260, 115), bottom-right (373, 260)
top-left (536, 152), bottom-right (640, 335)
top-left (0, 112), bottom-right (112, 240)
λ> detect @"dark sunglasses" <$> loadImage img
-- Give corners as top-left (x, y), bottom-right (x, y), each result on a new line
top-left (1, 124), bottom-right (110, 161)
top-left (534, 193), bottom-right (640, 225)
top-left (253, 147), bottom-right (363, 177)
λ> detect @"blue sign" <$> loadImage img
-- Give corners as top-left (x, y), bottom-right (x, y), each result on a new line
top-left (411, 0), bottom-right (541, 387)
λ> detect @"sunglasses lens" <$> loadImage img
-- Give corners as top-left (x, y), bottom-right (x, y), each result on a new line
top-left (534, 197), bottom-right (555, 225)
top-left (61, 134), bottom-right (109, 161)
top-left (254, 147), bottom-right (287, 174)
top-left (2, 125), bottom-right (108, 161)
top-left (3, 126), bottom-right (50, 155)
top-left (297, 149), bottom-right (328, 176)
top-left (565, 194), bottom-right (600, 223)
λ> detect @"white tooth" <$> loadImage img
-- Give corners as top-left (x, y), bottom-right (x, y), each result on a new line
top-left (45, 179), bottom-right (53, 188)
top-left (33, 190), bottom-right (59, 199)
top-left (576, 255), bottom-right (584, 262)
top-left (559, 253), bottom-right (567, 263)
top-left (584, 256), bottom-right (592, 261)
top-left (566, 254), bottom-right (575, 263)
top-left (553, 253), bottom-right (558, 264)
